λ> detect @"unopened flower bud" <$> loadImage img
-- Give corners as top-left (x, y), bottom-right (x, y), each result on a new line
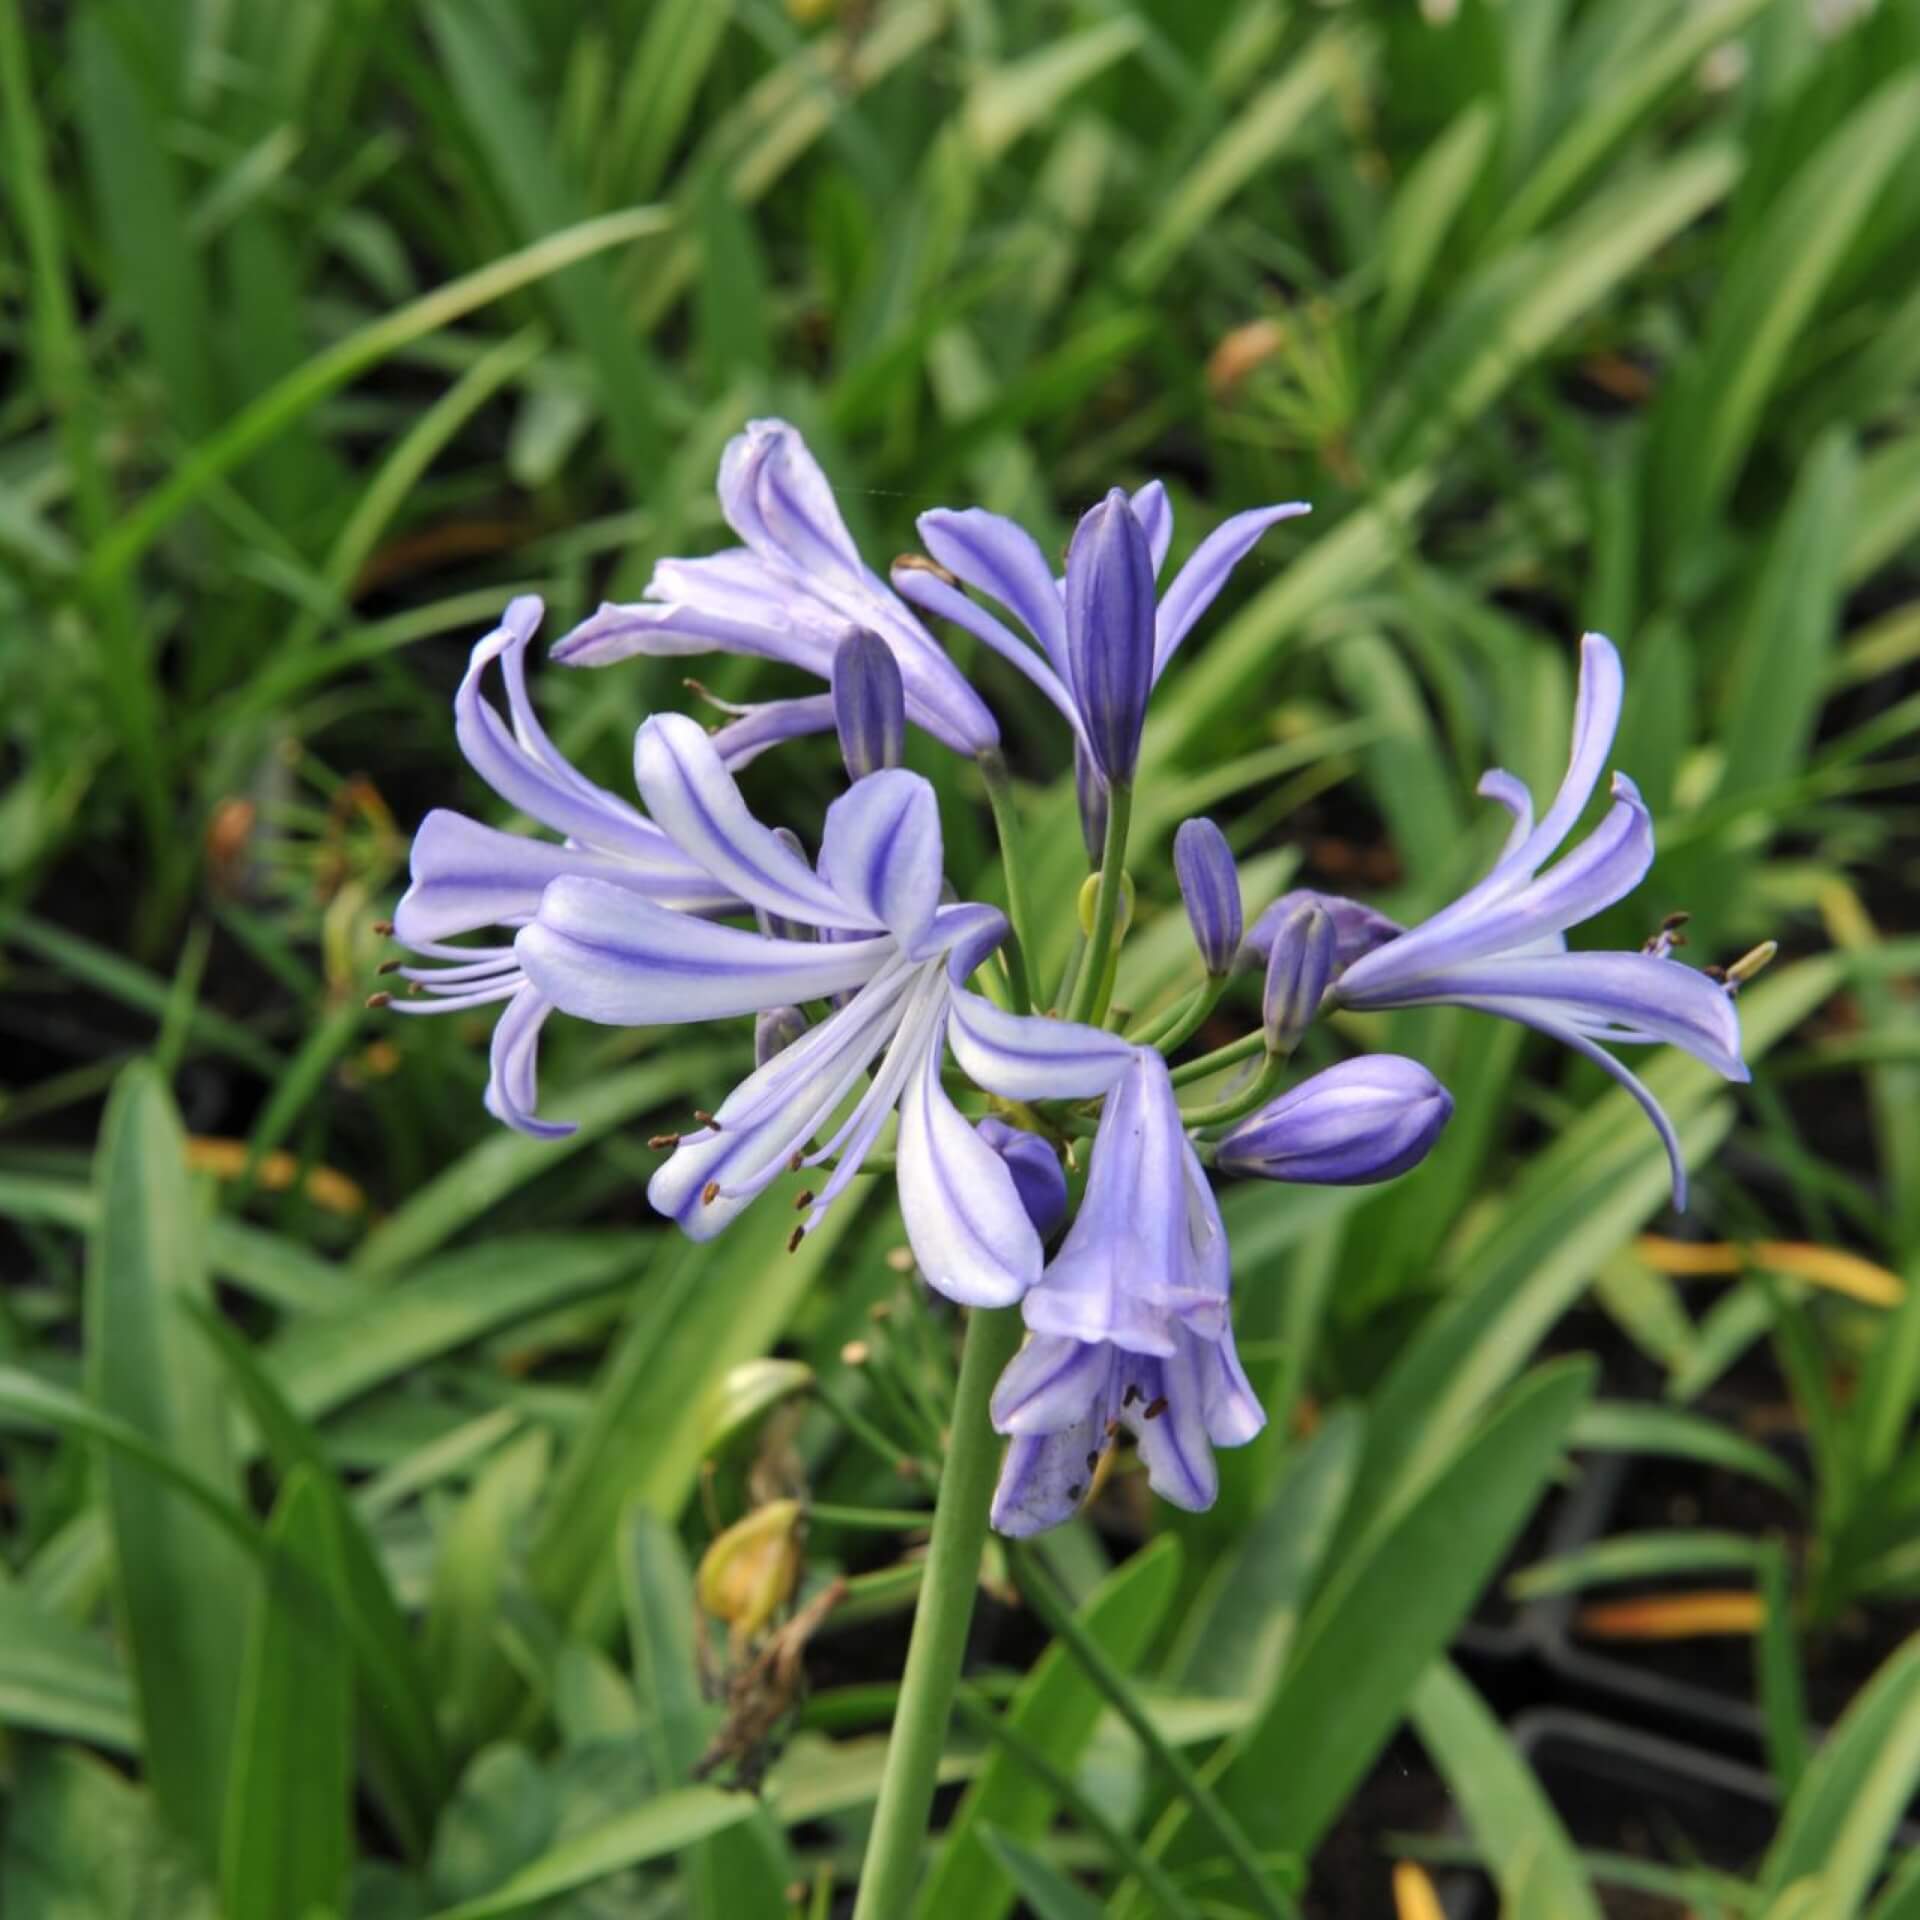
top-left (755, 1005), bottom-right (809, 1067)
top-left (696, 1498), bottom-right (804, 1653)
top-left (1076, 869), bottom-right (1135, 941)
top-left (1262, 903), bottom-right (1335, 1052)
top-left (1173, 817), bottom-right (1242, 976)
top-left (1238, 888), bottom-right (1400, 976)
top-left (1074, 738), bottom-right (1109, 865)
top-left (831, 628), bottom-right (905, 781)
top-left (1215, 1056), bottom-right (1453, 1184)
top-left (975, 1116), bottom-right (1068, 1238)
top-left (1064, 490), bottom-right (1155, 786)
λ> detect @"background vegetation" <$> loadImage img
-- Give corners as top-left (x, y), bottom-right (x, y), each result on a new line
top-left (2, 0), bottom-right (1919, 1914)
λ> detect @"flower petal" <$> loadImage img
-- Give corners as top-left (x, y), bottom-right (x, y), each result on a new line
top-left (711, 694), bottom-right (838, 770)
top-left (990, 1423), bottom-right (1107, 1537)
top-left (1240, 889), bottom-right (1401, 976)
top-left (818, 770), bottom-right (943, 952)
top-left (889, 563), bottom-right (1081, 735)
top-left (633, 712), bottom-right (878, 933)
top-left (517, 878), bottom-right (890, 1024)
top-left (1129, 480), bottom-right (1173, 576)
top-left (915, 507), bottom-right (1071, 679)
top-left (990, 1333), bottom-right (1113, 1434)
top-left (1495, 630), bottom-right (1626, 882)
top-left (1065, 490), bottom-right (1156, 784)
top-left (1152, 503), bottom-right (1310, 678)
top-left (1131, 1342), bottom-right (1217, 1512)
top-left (896, 1039), bottom-right (1043, 1306)
top-left (483, 986), bottom-right (572, 1139)
top-left (720, 418), bottom-right (865, 579)
top-left (945, 988), bottom-right (1134, 1101)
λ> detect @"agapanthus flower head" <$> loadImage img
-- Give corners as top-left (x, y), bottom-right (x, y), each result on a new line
top-left (554, 419), bottom-right (1000, 757)
top-left (1328, 631), bottom-right (1748, 1206)
top-left (386, 596), bottom-right (740, 1138)
top-left (1173, 817), bottom-right (1242, 977)
top-left (891, 482), bottom-right (1308, 802)
top-left (990, 1049), bottom-right (1264, 1536)
top-left (1215, 1055), bottom-right (1453, 1184)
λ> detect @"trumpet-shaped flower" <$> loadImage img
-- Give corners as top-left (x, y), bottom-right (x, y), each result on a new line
top-left (990, 1050), bottom-right (1265, 1535)
top-left (891, 482), bottom-right (1308, 786)
top-left (513, 710), bottom-right (1133, 1305)
top-left (553, 420), bottom-right (1000, 757)
top-left (1329, 632), bottom-right (1747, 1205)
top-left (388, 598), bottom-right (741, 1138)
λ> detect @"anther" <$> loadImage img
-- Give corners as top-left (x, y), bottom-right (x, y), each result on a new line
top-left (1066, 1481), bottom-right (1085, 1502)
top-left (789, 1151), bottom-right (805, 1173)
top-left (1725, 940), bottom-right (1778, 991)
top-left (701, 1180), bottom-right (721, 1207)
top-left (892, 552), bottom-right (959, 588)
top-left (793, 1189), bottom-right (815, 1210)
top-left (377, 959), bottom-right (403, 974)
top-left (1121, 1384), bottom-right (1141, 1408)
top-left (787, 1225), bottom-right (806, 1254)
top-left (694, 1111), bottom-right (722, 1130)
top-left (1142, 1396), bottom-right (1169, 1422)
top-left (648, 1133), bottom-right (681, 1151)
top-left (1085, 1450), bottom-right (1100, 1473)
top-left (1104, 1417), bottom-right (1120, 1439)
top-left (365, 991), bottom-right (392, 1009)
top-left (1703, 964), bottom-right (1728, 983)
top-left (371, 919), bottom-right (394, 936)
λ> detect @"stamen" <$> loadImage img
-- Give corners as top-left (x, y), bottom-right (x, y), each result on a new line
top-left (1066, 1481), bottom-right (1085, 1502)
top-left (789, 1152), bottom-right (806, 1173)
top-left (787, 1225), bottom-right (806, 1253)
top-left (377, 959), bottom-right (403, 975)
top-left (1085, 1450), bottom-right (1100, 1473)
top-left (793, 1189), bottom-right (815, 1210)
top-left (648, 1133), bottom-right (681, 1151)
top-left (365, 991), bottom-right (392, 1009)
top-left (694, 1111), bottom-right (723, 1131)
top-left (701, 1181), bottom-right (721, 1207)
top-left (1142, 1396), bottom-right (1169, 1422)
top-left (1725, 940), bottom-right (1778, 992)
top-left (1104, 1417), bottom-right (1120, 1439)
top-left (1121, 1384), bottom-right (1141, 1408)
top-left (892, 552), bottom-right (959, 588)
top-left (372, 919), bottom-right (394, 936)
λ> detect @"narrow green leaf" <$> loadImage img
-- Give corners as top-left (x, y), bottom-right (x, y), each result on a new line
top-left (87, 1063), bottom-right (251, 1871)
top-left (1376, 99), bottom-right (1494, 349)
top-left (0, 1578), bottom-right (138, 1752)
top-left (1510, 1528), bottom-right (1765, 1600)
top-left (1568, 1400), bottom-right (1803, 1502)
top-left (220, 1470), bottom-right (353, 1920)
top-left (918, 1535), bottom-right (1182, 1920)
top-left (1756, 1538), bottom-right (1810, 1801)
top-left (1409, 1661), bottom-right (1602, 1920)
top-left (975, 1829), bottom-right (1109, 1920)
top-left (965, 19), bottom-right (1143, 165)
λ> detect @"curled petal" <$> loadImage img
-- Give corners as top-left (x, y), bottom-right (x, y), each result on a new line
top-left (936, 904), bottom-right (1012, 983)
top-left (896, 1041), bottom-right (1043, 1306)
top-left (517, 879), bottom-right (890, 1024)
top-left (915, 507), bottom-right (1070, 680)
top-left (818, 771), bottom-right (943, 953)
top-left (711, 694), bottom-right (838, 770)
top-left (720, 418), bottom-right (866, 578)
top-left (634, 713), bottom-right (877, 933)
top-left (1494, 631), bottom-right (1626, 885)
top-left (483, 986), bottom-right (572, 1139)
top-left (976, 1117), bottom-right (1068, 1238)
top-left (1152, 502), bottom-right (1311, 679)
top-left (1129, 479), bottom-right (1173, 576)
top-left (1478, 767), bottom-right (1536, 861)
top-left (890, 562), bottom-right (1080, 735)
top-left (945, 988), bottom-right (1133, 1101)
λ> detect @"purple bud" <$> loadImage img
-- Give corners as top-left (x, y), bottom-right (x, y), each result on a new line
top-left (1262, 903), bottom-right (1335, 1052)
top-left (831, 629), bottom-right (906, 781)
top-left (1239, 888), bottom-right (1401, 977)
top-left (975, 1116), bottom-right (1067, 1239)
top-left (1214, 1055), bottom-right (1453, 1184)
top-left (1074, 738), bottom-right (1108, 865)
top-left (1064, 489), bottom-right (1155, 786)
top-left (754, 1006), bottom-right (809, 1067)
top-left (1173, 817), bottom-right (1242, 976)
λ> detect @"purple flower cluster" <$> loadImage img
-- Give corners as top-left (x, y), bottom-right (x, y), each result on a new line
top-left (389, 420), bottom-right (1751, 1537)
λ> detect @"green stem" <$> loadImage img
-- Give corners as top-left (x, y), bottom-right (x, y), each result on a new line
top-left (852, 1305), bottom-right (1025, 1920)
top-left (1009, 1547), bottom-right (1295, 1920)
top-left (1179, 1053), bottom-right (1289, 1130)
top-left (1167, 1027), bottom-right (1266, 1090)
top-left (1129, 974), bottom-right (1230, 1053)
top-left (1068, 783), bottom-right (1133, 1027)
top-left (1051, 927), bottom-right (1088, 1017)
top-left (977, 751), bottom-right (1035, 1014)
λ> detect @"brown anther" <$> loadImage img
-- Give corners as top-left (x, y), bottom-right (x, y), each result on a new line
top-left (377, 959), bottom-right (403, 974)
top-left (892, 552), bottom-right (959, 588)
top-left (702, 1180), bottom-right (722, 1207)
top-left (1085, 1450), bottom-right (1100, 1473)
top-left (840, 1340), bottom-right (870, 1367)
top-left (1726, 939), bottom-right (1778, 988)
top-left (1661, 911), bottom-right (1692, 932)
top-left (694, 1110), bottom-right (722, 1130)
top-left (371, 919), bottom-right (394, 936)
top-left (1121, 1384), bottom-right (1141, 1408)
top-left (793, 1189), bottom-right (815, 1210)
top-left (789, 1151), bottom-right (805, 1173)
top-left (787, 1225), bottom-right (806, 1254)
top-left (365, 990), bottom-right (392, 1009)
top-left (1142, 1396), bottom-right (1169, 1422)
top-left (1066, 1481), bottom-right (1085, 1502)
top-left (1704, 964), bottom-right (1728, 983)
top-left (1104, 1416), bottom-right (1121, 1439)
top-left (648, 1132), bottom-right (681, 1151)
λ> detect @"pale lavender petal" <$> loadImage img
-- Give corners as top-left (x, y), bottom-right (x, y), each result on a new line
top-left (1215, 1055), bottom-right (1453, 1184)
top-left (1478, 768), bottom-right (1536, 862)
top-left (1198, 1331), bottom-right (1267, 1447)
top-left (945, 988), bottom-right (1134, 1101)
top-left (895, 1039), bottom-right (1043, 1306)
top-left (935, 904), bottom-right (1012, 983)
top-left (991, 1423), bottom-right (1107, 1537)
top-left (633, 713), bottom-right (878, 933)
top-left (1131, 1340), bottom-right (1217, 1512)
top-left (517, 879), bottom-right (890, 1024)
top-left (1493, 631), bottom-right (1626, 882)
top-left (1351, 949), bottom-right (1747, 1080)
top-left (1129, 480), bottom-right (1173, 576)
top-left (1151, 503), bottom-right (1310, 678)
top-left (890, 562), bottom-right (1081, 734)
top-left (712, 695), bottom-right (837, 770)
top-left (817, 771), bottom-right (943, 953)
top-left (551, 593), bottom-right (819, 670)
top-left (915, 508), bottom-right (1071, 678)
top-left (483, 986), bottom-right (572, 1140)
top-left (393, 810), bottom-right (731, 944)
top-left (719, 418), bottom-right (864, 578)
top-left (976, 1116), bottom-right (1068, 1238)
top-left (754, 1005), bottom-right (809, 1067)
top-left (1065, 490), bottom-right (1156, 785)
top-left (990, 1332), bottom-right (1113, 1434)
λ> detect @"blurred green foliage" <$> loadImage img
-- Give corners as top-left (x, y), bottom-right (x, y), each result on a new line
top-left (3, 0), bottom-right (1920, 1914)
